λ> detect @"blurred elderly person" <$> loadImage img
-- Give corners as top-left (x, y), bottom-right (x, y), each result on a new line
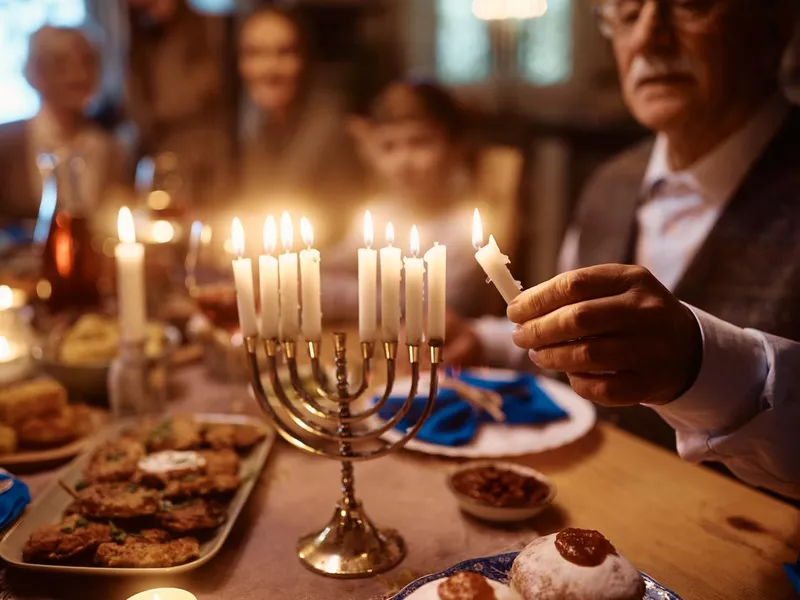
top-left (237, 6), bottom-right (361, 215)
top-left (448, 0), bottom-right (800, 498)
top-left (0, 26), bottom-right (126, 221)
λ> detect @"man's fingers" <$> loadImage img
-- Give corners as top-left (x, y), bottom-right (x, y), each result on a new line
top-left (529, 337), bottom-right (656, 373)
top-left (507, 265), bottom-right (635, 324)
top-left (567, 372), bottom-right (653, 407)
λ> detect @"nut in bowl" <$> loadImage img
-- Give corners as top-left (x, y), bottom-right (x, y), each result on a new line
top-left (447, 461), bottom-right (556, 523)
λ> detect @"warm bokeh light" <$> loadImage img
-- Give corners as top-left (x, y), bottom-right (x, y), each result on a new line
top-left (263, 216), bottom-right (277, 254)
top-left (364, 211), bottom-right (374, 249)
top-left (300, 217), bottom-right (314, 248)
top-left (472, 208), bottom-right (484, 250)
top-left (231, 218), bottom-right (245, 258)
top-left (0, 286), bottom-right (12, 311)
top-left (410, 225), bottom-right (420, 258)
top-left (118, 207), bottom-right (136, 244)
top-left (36, 279), bottom-right (52, 301)
top-left (147, 190), bottom-right (171, 211)
top-left (386, 222), bottom-right (395, 246)
top-left (472, 0), bottom-right (547, 20)
top-left (0, 337), bottom-right (9, 361)
top-left (281, 212), bottom-right (294, 252)
top-left (150, 220), bottom-right (175, 244)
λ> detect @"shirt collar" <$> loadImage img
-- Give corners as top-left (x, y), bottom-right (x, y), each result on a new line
top-left (643, 94), bottom-right (790, 206)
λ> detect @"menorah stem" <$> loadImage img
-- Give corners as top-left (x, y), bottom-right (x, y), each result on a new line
top-left (333, 332), bottom-right (357, 507)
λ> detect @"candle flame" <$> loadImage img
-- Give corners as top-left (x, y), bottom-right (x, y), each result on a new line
top-left (410, 225), bottom-right (420, 258)
top-left (263, 215), bottom-right (277, 254)
top-left (280, 211), bottom-right (294, 252)
top-left (472, 208), bottom-right (484, 250)
top-left (150, 220), bottom-right (175, 244)
top-left (231, 217), bottom-right (245, 258)
top-left (118, 207), bottom-right (136, 245)
top-left (0, 337), bottom-right (8, 361)
top-left (300, 217), bottom-right (314, 248)
top-left (363, 211), bottom-right (374, 249)
top-left (386, 222), bottom-right (395, 247)
top-left (0, 286), bottom-right (12, 310)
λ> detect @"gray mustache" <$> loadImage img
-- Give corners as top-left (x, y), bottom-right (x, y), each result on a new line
top-left (627, 55), bottom-right (697, 87)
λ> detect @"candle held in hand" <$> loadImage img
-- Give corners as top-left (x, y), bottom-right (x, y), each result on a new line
top-left (116, 207), bottom-right (147, 342)
top-left (299, 217), bottom-right (322, 341)
top-left (472, 208), bottom-right (522, 304)
top-left (278, 212), bottom-right (300, 341)
top-left (404, 225), bottom-right (425, 345)
top-left (358, 211), bottom-right (378, 342)
top-left (230, 218), bottom-right (258, 337)
top-left (380, 222), bottom-right (402, 342)
top-left (424, 242), bottom-right (446, 341)
top-left (259, 216), bottom-right (279, 340)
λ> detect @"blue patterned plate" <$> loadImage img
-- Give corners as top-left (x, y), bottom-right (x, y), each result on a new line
top-left (390, 551), bottom-right (681, 599)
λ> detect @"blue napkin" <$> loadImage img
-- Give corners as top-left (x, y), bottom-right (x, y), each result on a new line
top-left (376, 371), bottom-right (568, 447)
top-left (0, 470), bottom-right (30, 530)
top-left (785, 556), bottom-right (800, 593)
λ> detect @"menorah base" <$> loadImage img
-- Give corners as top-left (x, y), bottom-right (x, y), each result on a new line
top-left (296, 500), bottom-right (406, 578)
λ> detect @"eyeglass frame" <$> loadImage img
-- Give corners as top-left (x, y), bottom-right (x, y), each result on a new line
top-left (593, 0), bottom-right (720, 39)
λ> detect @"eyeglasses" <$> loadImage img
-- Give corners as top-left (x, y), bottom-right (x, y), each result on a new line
top-left (595, 0), bottom-right (718, 38)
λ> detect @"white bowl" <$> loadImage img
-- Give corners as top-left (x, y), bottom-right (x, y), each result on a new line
top-left (447, 461), bottom-right (556, 523)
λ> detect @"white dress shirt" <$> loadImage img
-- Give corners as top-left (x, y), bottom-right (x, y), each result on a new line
top-left (475, 95), bottom-right (800, 498)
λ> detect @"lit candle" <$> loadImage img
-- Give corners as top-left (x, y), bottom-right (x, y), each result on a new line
top-left (0, 336), bottom-right (30, 386)
top-left (259, 216), bottom-right (280, 340)
top-left (299, 217), bottom-right (322, 341)
top-left (126, 589), bottom-right (197, 600)
top-left (358, 211), bottom-right (378, 342)
top-left (230, 218), bottom-right (258, 337)
top-left (404, 225), bottom-right (425, 345)
top-left (424, 242), bottom-right (447, 341)
top-left (116, 207), bottom-right (147, 342)
top-left (278, 212), bottom-right (300, 341)
top-left (472, 208), bottom-right (522, 304)
top-left (380, 222), bottom-right (402, 342)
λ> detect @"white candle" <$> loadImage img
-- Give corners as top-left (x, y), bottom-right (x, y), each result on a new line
top-left (299, 217), bottom-right (322, 341)
top-left (278, 212), bottom-right (300, 341)
top-left (116, 207), bottom-right (147, 342)
top-left (126, 589), bottom-right (197, 600)
top-left (0, 336), bottom-right (31, 386)
top-left (259, 216), bottom-right (280, 340)
top-left (358, 211), bottom-right (378, 342)
top-left (230, 218), bottom-right (258, 337)
top-left (380, 222), bottom-right (402, 342)
top-left (404, 225), bottom-right (425, 346)
top-left (472, 208), bottom-right (522, 304)
top-left (424, 242), bottom-right (447, 341)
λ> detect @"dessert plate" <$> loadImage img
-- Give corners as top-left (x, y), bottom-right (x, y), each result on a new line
top-left (391, 551), bottom-right (681, 599)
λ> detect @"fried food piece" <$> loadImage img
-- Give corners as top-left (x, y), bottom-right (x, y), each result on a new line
top-left (133, 450), bottom-right (209, 489)
top-left (95, 532), bottom-right (200, 568)
top-left (85, 439), bottom-right (146, 483)
top-left (437, 572), bottom-right (497, 600)
top-left (203, 423), bottom-right (266, 452)
top-left (0, 378), bottom-right (66, 426)
top-left (146, 415), bottom-right (203, 452)
top-left (0, 424), bottom-right (17, 454)
top-left (22, 515), bottom-right (111, 563)
top-left (197, 449), bottom-right (240, 475)
top-left (158, 498), bottom-right (226, 534)
top-left (75, 483), bottom-right (161, 519)
top-left (163, 473), bottom-right (240, 499)
top-left (17, 406), bottom-right (80, 448)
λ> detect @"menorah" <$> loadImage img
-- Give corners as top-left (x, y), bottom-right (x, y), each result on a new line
top-left (244, 332), bottom-right (443, 578)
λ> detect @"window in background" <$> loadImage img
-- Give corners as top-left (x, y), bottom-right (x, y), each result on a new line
top-left (189, 0), bottom-right (235, 15)
top-left (0, 0), bottom-right (86, 125)
top-left (518, 0), bottom-right (573, 86)
top-left (435, 0), bottom-right (491, 84)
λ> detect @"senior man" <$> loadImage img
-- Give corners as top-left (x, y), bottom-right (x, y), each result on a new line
top-left (449, 0), bottom-right (800, 499)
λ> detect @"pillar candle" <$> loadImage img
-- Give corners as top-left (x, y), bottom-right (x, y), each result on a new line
top-left (278, 212), bottom-right (300, 340)
top-left (358, 211), bottom-right (377, 342)
top-left (472, 208), bottom-right (522, 304)
top-left (116, 207), bottom-right (148, 342)
top-left (259, 216), bottom-right (279, 340)
top-left (424, 242), bottom-right (447, 341)
top-left (299, 217), bottom-right (322, 341)
top-left (230, 218), bottom-right (258, 337)
top-left (404, 225), bottom-right (425, 345)
top-left (379, 222), bottom-right (402, 342)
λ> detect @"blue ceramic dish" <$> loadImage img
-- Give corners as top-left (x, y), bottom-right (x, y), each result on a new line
top-left (390, 551), bottom-right (681, 600)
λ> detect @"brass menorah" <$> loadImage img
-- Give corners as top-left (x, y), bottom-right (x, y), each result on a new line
top-left (244, 332), bottom-right (442, 578)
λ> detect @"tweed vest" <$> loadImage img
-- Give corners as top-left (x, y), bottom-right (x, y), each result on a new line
top-left (574, 108), bottom-right (800, 342)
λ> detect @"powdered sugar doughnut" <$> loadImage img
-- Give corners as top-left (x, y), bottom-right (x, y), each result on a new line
top-left (510, 530), bottom-right (645, 600)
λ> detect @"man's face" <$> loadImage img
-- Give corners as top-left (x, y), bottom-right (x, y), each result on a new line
top-left (611, 0), bottom-right (769, 133)
top-left (127, 0), bottom-right (179, 24)
top-left (239, 14), bottom-right (304, 114)
top-left (32, 32), bottom-right (99, 114)
top-left (364, 120), bottom-right (454, 199)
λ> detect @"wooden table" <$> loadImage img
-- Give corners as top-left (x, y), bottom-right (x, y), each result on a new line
top-left (4, 360), bottom-right (799, 600)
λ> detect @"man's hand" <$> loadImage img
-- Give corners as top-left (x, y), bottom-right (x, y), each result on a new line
top-left (443, 310), bottom-right (484, 367)
top-left (507, 264), bottom-right (702, 406)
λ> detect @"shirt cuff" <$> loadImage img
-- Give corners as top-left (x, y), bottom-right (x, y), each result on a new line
top-left (473, 316), bottom-right (527, 368)
top-left (651, 305), bottom-right (769, 435)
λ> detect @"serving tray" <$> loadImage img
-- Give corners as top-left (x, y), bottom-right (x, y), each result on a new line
top-left (0, 413), bottom-right (275, 576)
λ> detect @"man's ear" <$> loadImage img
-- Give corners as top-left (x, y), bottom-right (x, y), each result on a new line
top-left (23, 59), bottom-right (42, 95)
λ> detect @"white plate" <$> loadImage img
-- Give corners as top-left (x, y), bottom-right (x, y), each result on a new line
top-left (374, 370), bottom-right (596, 458)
